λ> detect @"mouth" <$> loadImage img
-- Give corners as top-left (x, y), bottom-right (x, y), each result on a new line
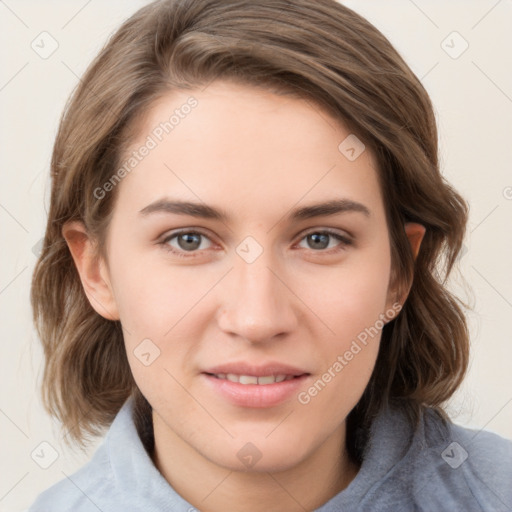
top-left (201, 362), bottom-right (310, 407)
top-left (204, 373), bottom-right (304, 385)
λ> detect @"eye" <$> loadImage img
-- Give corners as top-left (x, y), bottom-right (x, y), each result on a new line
top-left (159, 228), bottom-right (352, 258)
top-left (296, 230), bottom-right (352, 252)
top-left (160, 230), bottom-right (213, 257)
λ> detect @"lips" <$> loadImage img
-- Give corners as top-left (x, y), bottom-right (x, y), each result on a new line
top-left (203, 362), bottom-right (309, 381)
top-left (202, 362), bottom-right (310, 407)
top-left (209, 373), bottom-right (294, 384)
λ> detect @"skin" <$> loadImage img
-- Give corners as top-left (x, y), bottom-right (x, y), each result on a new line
top-left (64, 80), bottom-right (425, 512)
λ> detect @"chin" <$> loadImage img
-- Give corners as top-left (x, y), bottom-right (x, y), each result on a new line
top-left (202, 430), bottom-right (318, 474)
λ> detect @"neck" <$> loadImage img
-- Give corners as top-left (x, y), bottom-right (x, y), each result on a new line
top-left (151, 413), bottom-right (359, 512)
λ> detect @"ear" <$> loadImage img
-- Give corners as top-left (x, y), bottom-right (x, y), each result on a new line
top-left (385, 222), bottom-right (426, 317)
top-left (62, 221), bottom-right (119, 321)
top-left (404, 222), bottom-right (426, 260)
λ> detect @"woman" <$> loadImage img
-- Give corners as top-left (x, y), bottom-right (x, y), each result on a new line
top-left (29, 0), bottom-right (512, 510)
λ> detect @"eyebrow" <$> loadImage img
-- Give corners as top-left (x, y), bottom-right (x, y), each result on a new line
top-left (138, 198), bottom-right (371, 222)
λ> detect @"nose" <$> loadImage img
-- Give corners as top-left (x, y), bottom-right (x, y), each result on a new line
top-left (216, 247), bottom-right (298, 344)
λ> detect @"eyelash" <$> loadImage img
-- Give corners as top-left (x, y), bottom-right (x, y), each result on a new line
top-left (159, 228), bottom-right (353, 259)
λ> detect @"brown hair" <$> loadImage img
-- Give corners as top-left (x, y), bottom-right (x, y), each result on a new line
top-left (31, 0), bottom-right (469, 461)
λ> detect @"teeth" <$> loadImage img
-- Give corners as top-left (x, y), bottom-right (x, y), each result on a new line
top-left (239, 375), bottom-right (258, 384)
top-left (214, 374), bottom-right (294, 385)
top-left (257, 375), bottom-right (276, 385)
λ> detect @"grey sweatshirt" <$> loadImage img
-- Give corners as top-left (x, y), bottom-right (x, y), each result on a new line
top-left (28, 396), bottom-right (512, 511)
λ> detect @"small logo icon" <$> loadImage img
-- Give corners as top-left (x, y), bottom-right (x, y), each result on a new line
top-left (31, 441), bottom-right (59, 469)
top-left (441, 31), bottom-right (469, 60)
top-left (237, 442), bottom-right (263, 468)
top-left (441, 441), bottom-right (468, 468)
top-left (133, 338), bottom-right (161, 366)
top-left (338, 134), bottom-right (365, 161)
top-left (236, 236), bottom-right (263, 264)
top-left (457, 243), bottom-right (468, 261)
top-left (31, 31), bottom-right (59, 59)
top-left (32, 238), bottom-right (44, 258)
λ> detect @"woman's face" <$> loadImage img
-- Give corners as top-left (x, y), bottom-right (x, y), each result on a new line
top-left (99, 80), bottom-right (399, 472)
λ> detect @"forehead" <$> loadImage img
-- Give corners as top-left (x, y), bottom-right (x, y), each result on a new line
top-left (114, 80), bottom-right (384, 224)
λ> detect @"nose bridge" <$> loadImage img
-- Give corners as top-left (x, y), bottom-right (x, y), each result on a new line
top-left (217, 239), bottom-right (297, 342)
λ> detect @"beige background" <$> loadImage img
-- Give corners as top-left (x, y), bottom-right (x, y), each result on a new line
top-left (1, 1), bottom-right (511, 510)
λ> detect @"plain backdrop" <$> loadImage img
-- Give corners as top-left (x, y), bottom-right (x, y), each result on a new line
top-left (1, 1), bottom-right (511, 510)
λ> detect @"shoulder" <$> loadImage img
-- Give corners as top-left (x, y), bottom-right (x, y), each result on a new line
top-left (421, 407), bottom-right (512, 477)
top-left (26, 399), bottom-right (137, 512)
top-left (27, 396), bottom-right (193, 511)
top-left (27, 442), bottom-right (117, 512)
top-left (411, 407), bottom-right (512, 511)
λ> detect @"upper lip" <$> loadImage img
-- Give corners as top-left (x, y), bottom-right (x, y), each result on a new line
top-left (203, 362), bottom-right (310, 377)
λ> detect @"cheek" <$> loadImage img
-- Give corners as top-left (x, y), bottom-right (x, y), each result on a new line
top-left (108, 246), bottom-right (209, 337)
top-left (297, 251), bottom-right (391, 427)
top-left (305, 241), bottom-right (392, 343)
top-left (107, 248), bottom-right (216, 391)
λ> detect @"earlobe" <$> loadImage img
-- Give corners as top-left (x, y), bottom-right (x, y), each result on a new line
top-left (404, 222), bottom-right (426, 260)
top-left (62, 221), bottom-right (119, 321)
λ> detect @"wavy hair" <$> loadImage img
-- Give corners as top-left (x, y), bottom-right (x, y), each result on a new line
top-left (31, 0), bottom-right (469, 461)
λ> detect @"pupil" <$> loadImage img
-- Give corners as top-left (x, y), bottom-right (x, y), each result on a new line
top-left (179, 233), bottom-right (201, 251)
top-left (309, 233), bottom-right (329, 250)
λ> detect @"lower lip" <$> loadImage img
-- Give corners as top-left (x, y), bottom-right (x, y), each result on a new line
top-left (202, 373), bottom-right (309, 408)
